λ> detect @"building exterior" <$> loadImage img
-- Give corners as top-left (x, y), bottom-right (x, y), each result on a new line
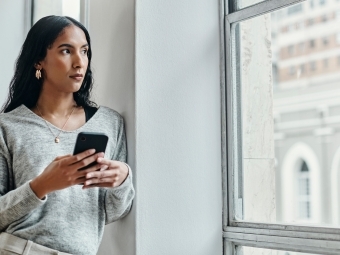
top-left (272, 0), bottom-right (340, 226)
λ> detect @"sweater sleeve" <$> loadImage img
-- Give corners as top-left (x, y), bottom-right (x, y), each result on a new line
top-left (104, 115), bottom-right (135, 224)
top-left (0, 131), bottom-right (46, 232)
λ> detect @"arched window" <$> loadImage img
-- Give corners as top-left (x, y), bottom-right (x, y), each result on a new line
top-left (298, 161), bottom-right (311, 219)
top-left (281, 142), bottom-right (320, 223)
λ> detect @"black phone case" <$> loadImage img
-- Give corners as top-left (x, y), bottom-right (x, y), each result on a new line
top-left (73, 132), bottom-right (109, 171)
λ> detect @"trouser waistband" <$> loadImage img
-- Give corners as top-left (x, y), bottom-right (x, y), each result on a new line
top-left (0, 232), bottom-right (72, 255)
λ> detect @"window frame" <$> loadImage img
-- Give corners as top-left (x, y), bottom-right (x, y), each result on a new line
top-left (222, 0), bottom-right (340, 254)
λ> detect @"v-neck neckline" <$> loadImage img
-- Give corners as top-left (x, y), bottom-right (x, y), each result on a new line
top-left (20, 104), bottom-right (101, 133)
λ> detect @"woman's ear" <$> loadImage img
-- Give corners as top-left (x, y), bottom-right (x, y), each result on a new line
top-left (34, 63), bottom-right (42, 70)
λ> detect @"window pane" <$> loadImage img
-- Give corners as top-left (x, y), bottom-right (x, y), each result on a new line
top-left (33, 0), bottom-right (80, 24)
top-left (237, 246), bottom-right (324, 255)
top-left (234, 0), bottom-right (340, 226)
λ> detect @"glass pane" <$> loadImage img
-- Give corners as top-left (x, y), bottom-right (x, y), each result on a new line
top-left (33, 0), bottom-right (80, 24)
top-left (235, 0), bottom-right (340, 226)
top-left (237, 246), bottom-right (324, 255)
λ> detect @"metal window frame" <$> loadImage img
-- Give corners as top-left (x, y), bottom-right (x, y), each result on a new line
top-left (80, 0), bottom-right (89, 29)
top-left (221, 0), bottom-right (340, 254)
top-left (24, 0), bottom-right (33, 36)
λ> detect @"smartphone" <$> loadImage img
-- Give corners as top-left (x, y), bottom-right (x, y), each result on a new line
top-left (73, 132), bottom-right (109, 170)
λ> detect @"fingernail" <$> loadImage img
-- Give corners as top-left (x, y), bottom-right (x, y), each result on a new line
top-left (87, 174), bottom-right (92, 178)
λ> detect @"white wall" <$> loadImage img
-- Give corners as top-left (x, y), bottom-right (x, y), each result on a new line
top-left (135, 0), bottom-right (222, 254)
top-left (0, 0), bottom-right (26, 107)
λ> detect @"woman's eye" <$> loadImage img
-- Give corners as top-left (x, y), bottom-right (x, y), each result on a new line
top-left (82, 49), bottom-right (88, 54)
top-left (61, 49), bottom-right (70, 54)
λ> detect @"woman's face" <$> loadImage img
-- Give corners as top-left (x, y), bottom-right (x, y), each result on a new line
top-left (38, 25), bottom-right (89, 94)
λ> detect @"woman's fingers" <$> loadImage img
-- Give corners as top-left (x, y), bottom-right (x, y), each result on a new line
top-left (54, 154), bottom-right (72, 161)
top-left (82, 169), bottom-right (118, 186)
top-left (79, 160), bottom-right (129, 189)
top-left (75, 176), bottom-right (87, 185)
top-left (75, 163), bottom-right (105, 178)
top-left (96, 157), bottom-right (120, 168)
top-left (85, 169), bottom-right (118, 180)
top-left (72, 152), bottom-right (105, 170)
top-left (82, 182), bottom-right (117, 189)
top-left (65, 149), bottom-right (96, 165)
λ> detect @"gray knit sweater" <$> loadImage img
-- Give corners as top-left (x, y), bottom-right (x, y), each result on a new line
top-left (0, 105), bottom-right (135, 255)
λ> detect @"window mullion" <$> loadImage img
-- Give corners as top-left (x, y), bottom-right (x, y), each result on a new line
top-left (224, 227), bottom-right (340, 254)
top-left (80, 0), bottom-right (89, 29)
top-left (225, 226), bottom-right (340, 241)
top-left (230, 221), bottom-right (340, 235)
top-left (225, 13), bottom-right (234, 227)
top-left (24, 0), bottom-right (33, 35)
top-left (226, 238), bottom-right (340, 255)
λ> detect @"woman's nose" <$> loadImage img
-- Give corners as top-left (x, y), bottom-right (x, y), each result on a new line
top-left (72, 53), bottom-right (86, 69)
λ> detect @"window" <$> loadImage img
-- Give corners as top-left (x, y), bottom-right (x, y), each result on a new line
top-left (301, 64), bottom-right (305, 73)
top-left (337, 33), bottom-right (340, 44)
top-left (298, 42), bottom-right (304, 52)
top-left (322, 36), bottom-right (329, 45)
top-left (223, 0), bottom-right (340, 254)
top-left (288, 45), bottom-right (294, 55)
top-left (321, 14), bottom-right (328, 22)
top-left (300, 64), bottom-right (305, 75)
top-left (307, 18), bottom-right (314, 26)
top-left (298, 161), bottom-right (311, 219)
top-left (288, 24), bottom-right (295, 32)
top-left (33, 0), bottom-right (80, 24)
top-left (297, 21), bottom-right (304, 30)
top-left (31, 0), bottom-right (87, 27)
top-left (287, 4), bottom-right (303, 15)
top-left (310, 61), bottom-right (316, 71)
top-left (323, 58), bottom-right (329, 68)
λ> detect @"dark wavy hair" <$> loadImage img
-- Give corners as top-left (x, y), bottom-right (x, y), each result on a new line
top-left (1, 15), bottom-right (96, 113)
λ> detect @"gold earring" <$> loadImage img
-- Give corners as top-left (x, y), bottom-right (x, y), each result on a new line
top-left (35, 69), bottom-right (42, 80)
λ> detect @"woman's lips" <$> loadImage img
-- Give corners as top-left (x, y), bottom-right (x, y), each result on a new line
top-left (69, 74), bottom-right (83, 81)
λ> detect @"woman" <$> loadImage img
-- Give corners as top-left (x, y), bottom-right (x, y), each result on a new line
top-left (0, 16), bottom-right (135, 255)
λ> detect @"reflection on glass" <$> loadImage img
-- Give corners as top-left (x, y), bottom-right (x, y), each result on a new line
top-left (33, 0), bottom-right (80, 24)
top-left (238, 0), bottom-right (340, 226)
top-left (238, 246), bottom-right (322, 255)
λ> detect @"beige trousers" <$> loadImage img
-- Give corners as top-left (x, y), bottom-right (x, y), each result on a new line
top-left (0, 233), bottom-right (72, 255)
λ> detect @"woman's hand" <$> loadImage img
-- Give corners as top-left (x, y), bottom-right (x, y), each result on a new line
top-left (30, 149), bottom-right (104, 199)
top-left (82, 158), bottom-right (129, 189)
